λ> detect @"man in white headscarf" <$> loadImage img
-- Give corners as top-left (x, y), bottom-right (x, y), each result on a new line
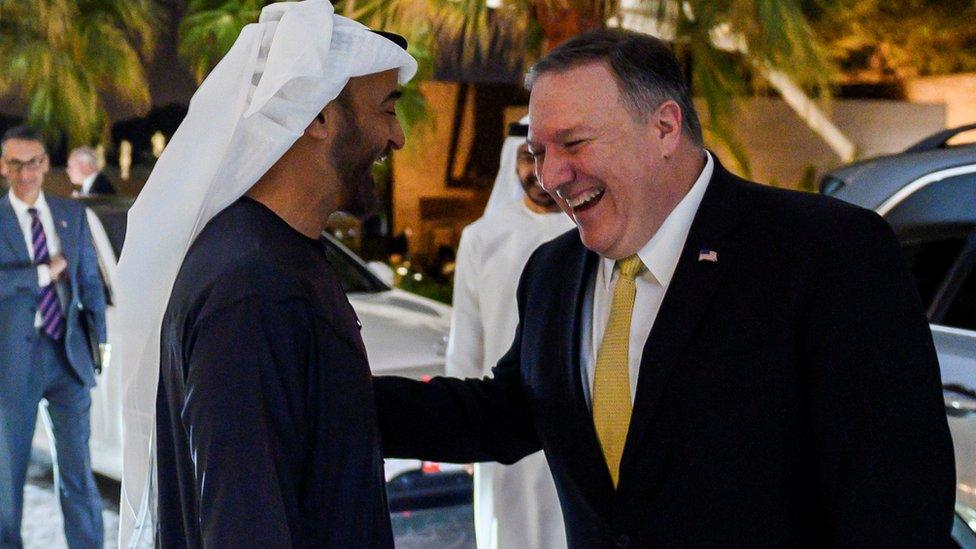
top-left (114, 1), bottom-right (416, 547)
top-left (448, 116), bottom-right (573, 549)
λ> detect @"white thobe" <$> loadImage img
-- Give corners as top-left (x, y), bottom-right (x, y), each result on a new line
top-left (447, 202), bottom-right (575, 549)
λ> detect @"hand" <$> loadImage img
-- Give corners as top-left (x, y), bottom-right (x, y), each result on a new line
top-left (49, 254), bottom-right (68, 281)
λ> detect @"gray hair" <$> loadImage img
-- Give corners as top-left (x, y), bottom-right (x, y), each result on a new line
top-left (524, 28), bottom-right (703, 146)
top-left (69, 146), bottom-right (98, 167)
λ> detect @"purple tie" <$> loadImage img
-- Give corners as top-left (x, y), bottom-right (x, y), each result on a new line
top-left (28, 208), bottom-right (65, 340)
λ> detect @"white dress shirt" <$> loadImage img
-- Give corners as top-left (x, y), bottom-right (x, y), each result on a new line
top-left (8, 191), bottom-right (64, 326)
top-left (580, 151), bottom-right (714, 405)
top-left (80, 172), bottom-right (98, 196)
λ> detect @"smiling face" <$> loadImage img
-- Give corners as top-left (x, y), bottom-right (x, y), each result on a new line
top-left (528, 61), bottom-right (683, 259)
top-left (327, 69), bottom-right (405, 218)
top-left (1, 138), bottom-right (49, 203)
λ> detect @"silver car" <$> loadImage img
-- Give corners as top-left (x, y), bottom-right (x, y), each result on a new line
top-left (822, 124), bottom-right (976, 544)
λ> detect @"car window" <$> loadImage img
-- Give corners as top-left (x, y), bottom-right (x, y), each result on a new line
top-left (885, 171), bottom-right (976, 234)
top-left (941, 256), bottom-right (976, 331)
top-left (320, 237), bottom-right (388, 294)
top-left (899, 237), bottom-right (969, 311)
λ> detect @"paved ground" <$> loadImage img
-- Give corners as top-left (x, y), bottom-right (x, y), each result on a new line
top-left (22, 452), bottom-right (120, 548)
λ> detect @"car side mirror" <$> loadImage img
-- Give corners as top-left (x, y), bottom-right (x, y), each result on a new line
top-left (368, 261), bottom-right (396, 287)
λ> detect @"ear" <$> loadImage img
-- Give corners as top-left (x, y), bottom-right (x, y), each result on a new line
top-left (304, 109), bottom-right (331, 141)
top-left (653, 100), bottom-right (683, 157)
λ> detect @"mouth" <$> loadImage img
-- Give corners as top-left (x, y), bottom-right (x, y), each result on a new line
top-left (563, 187), bottom-right (605, 213)
top-left (373, 147), bottom-right (393, 166)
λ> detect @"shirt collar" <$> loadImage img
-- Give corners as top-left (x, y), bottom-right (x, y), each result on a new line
top-left (81, 172), bottom-right (98, 194)
top-left (601, 150), bottom-right (714, 290)
top-left (8, 189), bottom-right (48, 216)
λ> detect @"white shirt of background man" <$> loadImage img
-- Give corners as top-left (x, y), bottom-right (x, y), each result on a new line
top-left (8, 190), bottom-right (64, 327)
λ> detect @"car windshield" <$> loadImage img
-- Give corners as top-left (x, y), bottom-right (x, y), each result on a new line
top-left (319, 235), bottom-right (389, 294)
top-left (85, 199), bottom-right (389, 295)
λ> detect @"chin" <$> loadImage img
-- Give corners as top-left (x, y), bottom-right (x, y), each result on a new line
top-left (579, 230), bottom-right (613, 257)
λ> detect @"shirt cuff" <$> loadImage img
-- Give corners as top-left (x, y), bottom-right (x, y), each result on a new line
top-left (37, 264), bottom-right (52, 287)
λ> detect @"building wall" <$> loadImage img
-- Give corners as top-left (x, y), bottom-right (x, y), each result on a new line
top-left (392, 81), bottom-right (483, 255)
top-left (904, 73), bottom-right (976, 131)
top-left (708, 97), bottom-right (948, 187)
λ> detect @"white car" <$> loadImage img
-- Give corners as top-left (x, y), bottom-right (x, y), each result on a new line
top-left (34, 198), bottom-right (452, 484)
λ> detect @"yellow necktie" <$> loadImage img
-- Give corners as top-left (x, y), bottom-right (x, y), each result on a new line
top-left (593, 254), bottom-right (645, 487)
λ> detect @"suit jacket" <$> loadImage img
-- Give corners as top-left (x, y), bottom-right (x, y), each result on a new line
top-left (0, 193), bottom-right (107, 388)
top-left (374, 159), bottom-right (956, 547)
top-left (88, 172), bottom-right (116, 195)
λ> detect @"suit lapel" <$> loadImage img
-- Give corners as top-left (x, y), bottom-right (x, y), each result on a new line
top-left (556, 237), bottom-right (618, 498)
top-left (619, 160), bottom-right (743, 481)
top-left (0, 193), bottom-right (31, 262)
top-left (47, 197), bottom-right (77, 276)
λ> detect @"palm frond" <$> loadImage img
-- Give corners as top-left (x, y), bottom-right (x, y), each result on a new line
top-left (0, 0), bottom-right (158, 147)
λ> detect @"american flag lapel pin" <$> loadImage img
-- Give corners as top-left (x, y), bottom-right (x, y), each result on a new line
top-left (698, 248), bottom-right (718, 263)
top-left (59, 220), bottom-right (67, 229)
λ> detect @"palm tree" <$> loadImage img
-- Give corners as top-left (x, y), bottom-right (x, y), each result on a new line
top-left (0, 0), bottom-right (160, 148)
top-left (178, 0), bottom-right (435, 136)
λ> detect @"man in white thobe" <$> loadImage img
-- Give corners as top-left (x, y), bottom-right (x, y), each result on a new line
top-left (447, 117), bottom-right (574, 549)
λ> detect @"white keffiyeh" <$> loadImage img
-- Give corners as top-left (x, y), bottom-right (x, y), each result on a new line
top-left (483, 115), bottom-right (531, 216)
top-left (115, 1), bottom-right (416, 545)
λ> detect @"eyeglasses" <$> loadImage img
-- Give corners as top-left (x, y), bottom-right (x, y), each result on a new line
top-left (2, 154), bottom-right (47, 172)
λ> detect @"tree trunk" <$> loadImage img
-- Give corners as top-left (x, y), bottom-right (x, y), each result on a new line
top-left (532, 1), bottom-right (606, 52)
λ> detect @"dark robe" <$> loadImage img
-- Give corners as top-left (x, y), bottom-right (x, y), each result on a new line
top-left (156, 197), bottom-right (393, 548)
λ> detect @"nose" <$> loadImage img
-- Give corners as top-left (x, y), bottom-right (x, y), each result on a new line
top-left (537, 148), bottom-right (574, 197)
top-left (389, 118), bottom-right (406, 151)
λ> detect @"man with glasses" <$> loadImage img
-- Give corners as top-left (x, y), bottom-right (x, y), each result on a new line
top-left (0, 125), bottom-right (106, 548)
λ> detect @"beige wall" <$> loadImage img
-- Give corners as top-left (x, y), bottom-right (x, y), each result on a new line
top-left (708, 97), bottom-right (948, 188)
top-left (904, 73), bottom-right (976, 130)
top-left (392, 81), bottom-right (480, 252)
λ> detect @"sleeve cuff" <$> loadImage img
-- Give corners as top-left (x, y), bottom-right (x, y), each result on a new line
top-left (37, 264), bottom-right (51, 286)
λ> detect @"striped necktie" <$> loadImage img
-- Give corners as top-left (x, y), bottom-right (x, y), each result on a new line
top-left (592, 254), bottom-right (645, 487)
top-left (28, 208), bottom-right (66, 340)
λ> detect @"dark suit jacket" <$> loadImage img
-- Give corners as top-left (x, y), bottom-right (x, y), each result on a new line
top-left (88, 172), bottom-right (116, 195)
top-left (0, 193), bottom-right (107, 388)
top-left (374, 159), bottom-right (956, 547)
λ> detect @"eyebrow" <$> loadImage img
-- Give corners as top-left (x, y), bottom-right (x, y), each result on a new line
top-left (2, 152), bottom-right (46, 162)
top-left (526, 126), bottom-right (593, 154)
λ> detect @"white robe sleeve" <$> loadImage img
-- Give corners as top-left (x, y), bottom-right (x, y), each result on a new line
top-left (445, 226), bottom-right (487, 379)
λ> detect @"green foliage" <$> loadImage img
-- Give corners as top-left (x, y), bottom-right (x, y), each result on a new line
top-left (0, 0), bottom-right (160, 148)
top-left (178, 0), bottom-right (437, 136)
top-left (418, 0), bottom-right (834, 178)
top-left (178, 0), bottom-right (266, 83)
top-left (396, 272), bottom-right (453, 305)
top-left (813, 0), bottom-right (976, 78)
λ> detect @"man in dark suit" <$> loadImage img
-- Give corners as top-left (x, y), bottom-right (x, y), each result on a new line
top-left (374, 29), bottom-right (956, 547)
top-left (0, 126), bottom-right (107, 547)
top-left (66, 147), bottom-right (116, 196)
